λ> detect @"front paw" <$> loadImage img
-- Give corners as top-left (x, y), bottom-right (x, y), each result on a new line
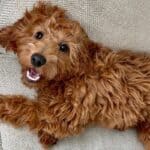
top-left (38, 130), bottom-right (58, 148)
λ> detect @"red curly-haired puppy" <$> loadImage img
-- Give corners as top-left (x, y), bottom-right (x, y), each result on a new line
top-left (0, 2), bottom-right (150, 149)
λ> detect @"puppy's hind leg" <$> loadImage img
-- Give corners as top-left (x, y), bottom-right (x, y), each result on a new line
top-left (0, 95), bottom-right (39, 129)
top-left (138, 122), bottom-right (150, 150)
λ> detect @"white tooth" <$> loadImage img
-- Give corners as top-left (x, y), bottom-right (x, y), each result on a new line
top-left (26, 70), bottom-right (40, 82)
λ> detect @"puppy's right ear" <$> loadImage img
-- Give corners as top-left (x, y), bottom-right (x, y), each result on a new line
top-left (0, 26), bottom-right (17, 52)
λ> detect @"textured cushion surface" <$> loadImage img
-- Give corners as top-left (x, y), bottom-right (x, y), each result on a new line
top-left (0, 0), bottom-right (150, 149)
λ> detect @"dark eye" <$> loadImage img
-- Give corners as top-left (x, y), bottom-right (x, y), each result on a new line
top-left (35, 31), bottom-right (44, 40)
top-left (59, 43), bottom-right (69, 52)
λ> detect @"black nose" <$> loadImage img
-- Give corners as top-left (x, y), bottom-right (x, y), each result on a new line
top-left (31, 53), bottom-right (46, 67)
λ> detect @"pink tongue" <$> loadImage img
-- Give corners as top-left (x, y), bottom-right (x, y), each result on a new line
top-left (29, 68), bottom-right (38, 77)
top-left (26, 68), bottom-right (40, 82)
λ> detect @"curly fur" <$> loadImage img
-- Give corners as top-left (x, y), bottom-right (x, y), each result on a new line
top-left (0, 1), bottom-right (150, 149)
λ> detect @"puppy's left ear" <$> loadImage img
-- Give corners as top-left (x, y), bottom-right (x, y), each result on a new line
top-left (0, 26), bottom-right (17, 52)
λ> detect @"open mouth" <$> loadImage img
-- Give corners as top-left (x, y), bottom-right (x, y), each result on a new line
top-left (26, 68), bottom-right (41, 82)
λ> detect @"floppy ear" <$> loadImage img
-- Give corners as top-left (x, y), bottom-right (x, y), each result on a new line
top-left (87, 40), bottom-right (101, 57)
top-left (87, 40), bottom-right (112, 59)
top-left (0, 26), bottom-right (17, 52)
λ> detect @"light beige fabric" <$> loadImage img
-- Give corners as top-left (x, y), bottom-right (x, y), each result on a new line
top-left (0, 0), bottom-right (149, 149)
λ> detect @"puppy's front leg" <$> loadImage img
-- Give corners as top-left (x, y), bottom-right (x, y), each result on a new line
top-left (0, 95), bottom-right (38, 128)
top-left (38, 130), bottom-right (58, 149)
top-left (0, 95), bottom-right (58, 148)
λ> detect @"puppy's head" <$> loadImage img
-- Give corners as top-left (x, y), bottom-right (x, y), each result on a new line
top-left (0, 2), bottom-right (91, 85)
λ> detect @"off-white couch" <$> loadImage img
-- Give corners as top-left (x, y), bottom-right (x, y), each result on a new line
top-left (0, 0), bottom-right (149, 149)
